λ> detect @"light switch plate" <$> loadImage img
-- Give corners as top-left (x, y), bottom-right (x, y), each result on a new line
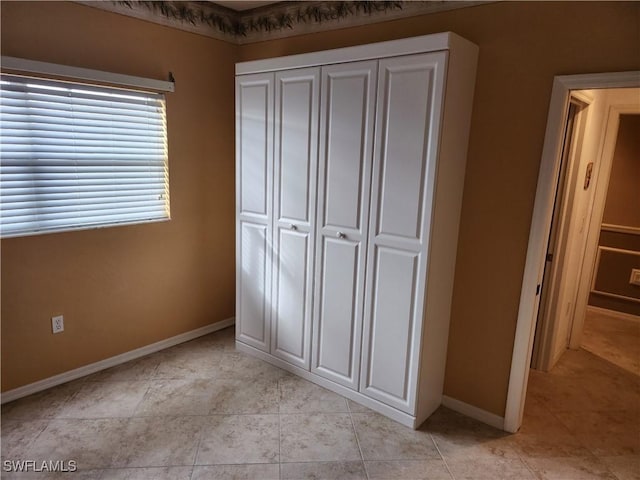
top-left (630, 269), bottom-right (640, 287)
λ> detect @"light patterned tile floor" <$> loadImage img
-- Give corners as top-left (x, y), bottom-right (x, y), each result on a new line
top-left (1, 309), bottom-right (638, 479)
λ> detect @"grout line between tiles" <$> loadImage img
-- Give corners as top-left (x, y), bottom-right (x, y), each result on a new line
top-left (277, 459), bottom-right (369, 465)
top-left (429, 433), bottom-right (455, 480)
top-left (541, 405), bottom-right (605, 460)
top-left (128, 381), bottom-right (153, 419)
top-left (510, 433), bottom-right (536, 477)
top-left (277, 376), bottom-right (283, 480)
top-left (519, 455), bottom-right (540, 479)
top-left (278, 412), bottom-right (283, 479)
top-left (347, 400), bottom-right (369, 480)
top-left (191, 414), bottom-right (207, 473)
top-left (13, 418), bottom-right (52, 466)
top-left (53, 384), bottom-right (84, 418)
top-left (100, 464), bottom-right (197, 470)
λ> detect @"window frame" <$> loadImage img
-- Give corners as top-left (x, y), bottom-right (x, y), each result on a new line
top-left (0, 58), bottom-right (174, 238)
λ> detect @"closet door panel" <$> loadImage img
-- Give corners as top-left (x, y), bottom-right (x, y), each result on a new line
top-left (273, 229), bottom-right (310, 362)
top-left (312, 61), bottom-right (377, 388)
top-left (236, 73), bottom-right (273, 352)
top-left (271, 67), bottom-right (319, 369)
top-left (376, 64), bottom-right (433, 241)
top-left (361, 52), bottom-right (447, 413)
top-left (364, 245), bottom-right (419, 405)
top-left (238, 81), bottom-right (271, 217)
top-left (238, 222), bottom-right (270, 346)
top-left (315, 237), bottom-right (360, 380)
top-left (322, 74), bottom-right (370, 230)
top-left (278, 79), bottom-right (313, 223)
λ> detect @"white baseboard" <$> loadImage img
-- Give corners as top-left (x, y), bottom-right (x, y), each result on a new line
top-left (442, 395), bottom-right (505, 431)
top-left (1, 317), bottom-right (235, 404)
top-left (586, 305), bottom-right (640, 322)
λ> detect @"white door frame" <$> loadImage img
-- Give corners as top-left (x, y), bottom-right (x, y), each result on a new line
top-left (503, 71), bottom-right (640, 433)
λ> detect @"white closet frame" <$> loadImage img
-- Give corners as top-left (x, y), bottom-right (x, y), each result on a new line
top-left (235, 32), bottom-right (478, 428)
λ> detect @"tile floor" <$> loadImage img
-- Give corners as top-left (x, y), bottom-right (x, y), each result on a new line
top-left (581, 308), bottom-right (640, 377)
top-left (1, 310), bottom-right (638, 479)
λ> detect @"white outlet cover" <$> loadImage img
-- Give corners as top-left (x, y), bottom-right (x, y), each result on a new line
top-left (52, 315), bottom-right (64, 334)
top-left (630, 269), bottom-right (640, 287)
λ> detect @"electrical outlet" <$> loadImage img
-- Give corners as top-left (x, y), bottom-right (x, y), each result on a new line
top-left (630, 269), bottom-right (640, 287)
top-left (51, 315), bottom-right (64, 334)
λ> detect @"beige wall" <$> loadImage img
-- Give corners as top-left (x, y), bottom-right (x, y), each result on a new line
top-left (238, 2), bottom-right (639, 414)
top-left (590, 114), bottom-right (640, 315)
top-left (602, 115), bottom-right (640, 228)
top-left (1, 1), bottom-right (639, 418)
top-left (1, 2), bottom-right (237, 391)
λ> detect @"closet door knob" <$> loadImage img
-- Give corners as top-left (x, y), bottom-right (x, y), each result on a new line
top-left (336, 231), bottom-right (346, 239)
top-left (289, 224), bottom-right (298, 231)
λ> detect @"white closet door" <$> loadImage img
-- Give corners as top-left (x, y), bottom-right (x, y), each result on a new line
top-left (311, 61), bottom-right (377, 389)
top-left (360, 52), bottom-right (447, 413)
top-left (236, 73), bottom-right (274, 352)
top-left (271, 67), bottom-right (320, 369)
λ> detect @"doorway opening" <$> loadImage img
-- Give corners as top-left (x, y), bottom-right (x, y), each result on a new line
top-left (505, 72), bottom-right (640, 433)
top-left (532, 88), bottom-right (640, 373)
top-left (530, 91), bottom-right (591, 371)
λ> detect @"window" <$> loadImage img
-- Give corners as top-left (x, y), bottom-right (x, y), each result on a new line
top-left (0, 74), bottom-right (169, 237)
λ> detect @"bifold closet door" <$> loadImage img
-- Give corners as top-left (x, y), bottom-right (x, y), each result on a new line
top-left (360, 52), bottom-right (447, 413)
top-left (311, 61), bottom-right (377, 389)
top-left (270, 67), bottom-right (320, 369)
top-left (235, 73), bottom-right (274, 352)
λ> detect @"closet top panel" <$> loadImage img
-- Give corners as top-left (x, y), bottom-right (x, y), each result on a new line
top-left (236, 32), bottom-right (475, 75)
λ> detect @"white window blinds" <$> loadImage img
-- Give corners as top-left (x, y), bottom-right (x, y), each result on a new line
top-left (0, 74), bottom-right (169, 237)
